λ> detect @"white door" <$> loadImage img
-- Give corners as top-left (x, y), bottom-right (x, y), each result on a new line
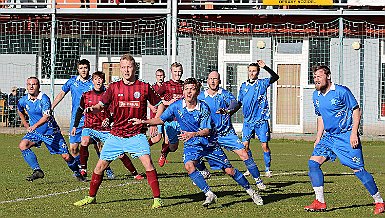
top-left (98, 56), bottom-right (142, 83)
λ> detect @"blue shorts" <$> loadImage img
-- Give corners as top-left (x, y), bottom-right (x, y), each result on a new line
top-left (81, 128), bottom-right (110, 143)
top-left (100, 134), bottom-right (150, 161)
top-left (23, 131), bottom-right (69, 155)
top-left (183, 143), bottom-right (232, 171)
top-left (217, 133), bottom-right (245, 151)
top-left (312, 131), bottom-right (365, 169)
top-left (69, 126), bottom-right (82, 144)
top-left (242, 120), bottom-right (270, 143)
top-left (164, 121), bottom-right (180, 144)
top-left (157, 125), bottom-right (164, 134)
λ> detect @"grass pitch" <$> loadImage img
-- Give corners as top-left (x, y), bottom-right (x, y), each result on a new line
top-left (0, 134), bottom-right (384, 217)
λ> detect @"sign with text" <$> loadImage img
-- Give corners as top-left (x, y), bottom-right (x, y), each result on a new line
top-left (263, 0), bottom-right (333, 5)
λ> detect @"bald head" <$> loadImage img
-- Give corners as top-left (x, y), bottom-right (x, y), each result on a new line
top-left (207, 71), bottom-right (221, 91)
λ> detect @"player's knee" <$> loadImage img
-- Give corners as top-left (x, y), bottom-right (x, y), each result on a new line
top-left (224, 167), bottom-right (234, 176)
top-left (185, 162), bottom-right (195, 173)
top-left (169, 144), bottom-right (178, 152)
top-left (61, 153), bottom-right (71, 161)
top-left (308, 160), bottom-right (321, 171)
top-left (81, 138), bottom-right (90, 146)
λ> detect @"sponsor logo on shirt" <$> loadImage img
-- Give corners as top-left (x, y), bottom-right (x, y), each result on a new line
top-left (118, 93), bottom-right (124, 97)
top-left (119, 101), bottom-right (140, 108)
top-left (173, 94), bottom-right (183, 99)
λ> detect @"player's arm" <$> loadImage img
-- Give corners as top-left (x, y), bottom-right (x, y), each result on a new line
top-left (73, 106), bottom-right (84, 129)
top-left (28, 114), bottom-right (49, 132)
top-left (179, 128), bottom-right (210, 142)
top-left (51, 90), bottom-right (66, 110)
top-left (257, 60), bottom-right (279, 84)
top-left (216, 100), bottom-right (241, 116)
top-left (18, 109), bottom-right (29, 129)
top-left (314, 116), bottom-right (324, 147)
top-left (350, 106), bottom-right (361, 148)
top-left (84, 102), bottom-right (104, 114)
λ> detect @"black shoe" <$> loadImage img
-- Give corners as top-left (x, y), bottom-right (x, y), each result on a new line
top-left (26, 169), bottom-right (45, 181)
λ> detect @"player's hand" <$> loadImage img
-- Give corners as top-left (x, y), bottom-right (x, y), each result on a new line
top-left (28, 124), bottom-right (37, 133)
top-left (71, 127), bottom-right (77, 136)
top-left (350, 132), bottom-right (359, 148)
top-left (101, 118), bottom-right (110, 128)
top-left (129, 118), bottom-right (142, 125)
top-left (84, 106), bottom-right (94, 113)
top-left (257, 60), bottom-right (266, 68)
top-left (216, 108), bottom-right (229, 114)
top-left (149, 126), bottom-right (158, 137)
top-left (178, 131), bottom-right (195, 142)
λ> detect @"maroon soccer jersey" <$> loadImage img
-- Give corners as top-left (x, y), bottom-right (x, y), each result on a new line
top-left (150, 83), bottom-right (164, 119)
top-left (101, 80), bottom-right (162, 137)
top-left (80, 90), bottom-right (110, 131)
top-left (158, 79), bottom-right (184, 102)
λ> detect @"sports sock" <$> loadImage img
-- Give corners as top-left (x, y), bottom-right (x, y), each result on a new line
top-left (244, 157), bottom-right (261, 179)
top-left (146, 169), bottom-right (160, 198)
top-left (89, 173), bottom-right (103, 197)
top-left (230, 168), bottom-right (250, 190)
top-left (313, 186), bottom-right (325, 203)
top-left (21, 148), bottom-right (40, 170)
top-left (308, 160), bottom-right (324, 187)
top-left (263, 151), bottom-right (271, 171)
top-left (148, 138), bottom-right (154, 146)
top-left (247, 149), bottom-right (253, 159)
top-left (372, 192), bottom-right (384, 203)
top-left (161, 143), bottom-right (170, 155)
top-left (79, 145), bottom-right (89, 170)
top-left (189, 170), bottom-right (210, 193)
top-left (66, 155), bottom-right (80, 172)
top-left (120, 154), bottom-right (138, 176)
top-left (196, 160), bottom-right (207, 171)
top-left (355, 168), bottom-right (379, 196)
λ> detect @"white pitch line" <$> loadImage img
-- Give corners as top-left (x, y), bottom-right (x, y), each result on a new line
top-left (0, 180), bottom-right (142, 204)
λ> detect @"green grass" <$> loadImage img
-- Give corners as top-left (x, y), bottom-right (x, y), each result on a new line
top-left (0, 134), bottom-right (384, 217)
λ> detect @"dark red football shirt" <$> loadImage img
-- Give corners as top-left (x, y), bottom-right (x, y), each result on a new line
top-left (158, 79), bottom-right (184, 103)
top-left (101, 80), bottom-right (162, 138)
top-left (80, 89), bottom-right (110, 131)
top-left (150, 82), bottom-right (164, 119)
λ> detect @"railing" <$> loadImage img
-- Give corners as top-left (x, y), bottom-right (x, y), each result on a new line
top-left (0, 0), bottom-right (384, 10)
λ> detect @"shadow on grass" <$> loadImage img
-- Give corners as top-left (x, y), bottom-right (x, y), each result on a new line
top-left (327, 203), bottom-right (373, 212)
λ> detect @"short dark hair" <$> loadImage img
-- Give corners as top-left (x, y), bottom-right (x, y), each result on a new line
top-left (313, 65), bottom-right (331, 76)
top-left (78, 59), bottom-right (90, 70)
top-left (92, 71), bottom-right (105, 83)
top-left (248, 63), bottom-right (260, 71)
top-left (184, 77), bottom-right (201, 91)
top-left (156, 69), bottom-right (165, 75)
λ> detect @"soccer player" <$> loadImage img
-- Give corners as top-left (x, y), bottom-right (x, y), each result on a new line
top-left (148, 69), bottom-right (166, 146)
top-left (304, 65), bottom-right (385, 215)
top-left (131, 78), bottom-right (263, 207)
top-left (73, 71), bottom-right (144, 181)
top-left (74, 54), bottom-right (164, 209)
top-left (156, 62), bottom-right (184, 167)
top-left (198, 71), bottom-right (266, 190)
top-left (17, 77), bottom-right (83, 181)
top-left (239, 60), bottom-right (279, 178)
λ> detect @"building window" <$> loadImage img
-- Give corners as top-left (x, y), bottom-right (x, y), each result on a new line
top-left (380, 63), bottom-right (385, 118)
top-left (308, 38), bottom-right (330, 84)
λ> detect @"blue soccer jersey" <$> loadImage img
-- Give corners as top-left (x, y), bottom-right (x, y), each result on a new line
top-left (160, 99), bottom-right (211, 146)
top-left (198, 88), bottom-right (236, 136)
top-left (238, 78), bottom-right (270, 123)
top-left (62, 75), bottom-right (93, 127)
top-left (17, 92), bottom-right (61, 135)
top-left (312, 83), bottom-right (358, 134)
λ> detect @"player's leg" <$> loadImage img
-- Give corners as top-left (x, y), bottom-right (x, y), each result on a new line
top-left (159, 121), bottom-right (180, 167)
top-left (123, 134), bottom-right (162, 208)
top-left (19, 135), bottom-right (44, 181)
top-left (74, 134), bottom-right (122, 206)
top-left (256, 121), bottom-right (272, 177)
top-left (79, 135), bottom-right (91, 177)
top-left (69, 126), bottom-right (83, 158)
top-left (118, 153), bottom-right (144, 180)
top-left (304, 137), bottom-right (330, 212)
top-left (334, 132), bottom-right (384, 214)
top-left (241, 122), bottom-right (255, 177)
top-left (74, 159), bottom-right (111, 206)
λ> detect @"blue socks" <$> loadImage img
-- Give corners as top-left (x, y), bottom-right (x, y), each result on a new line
top-left (355, 168), bottom-right (379, 196)
top-left (231, 168), bottom-right (250, 190)
top-left (244, 157), bottom-right (261, 178)
top-left (263, 151), bottom-right (271, 171)
top-left (21, 149), bottom-right (40, 170)
top-left (66, 156), bottom-right (80, 173)
top-left (308, 160), bottom-right (324, 187)
top-left (189, 170), bottom-right (210, 193)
